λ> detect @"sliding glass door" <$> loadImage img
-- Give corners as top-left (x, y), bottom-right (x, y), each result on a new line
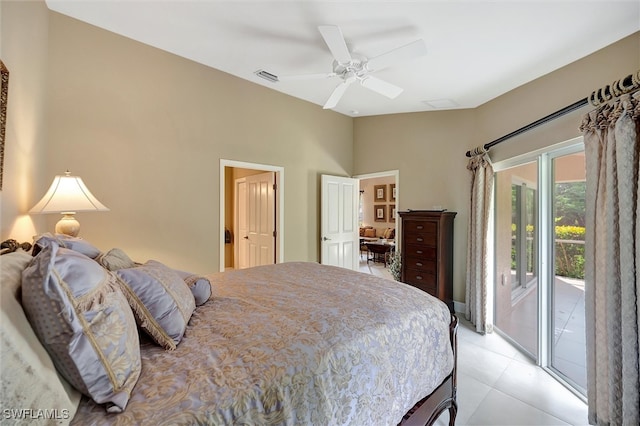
top-left (495, 162), bottom-right (538, 356)
top-left (551, 150), bottom-right (586, 393)
top-left (494, 141), bottom-right (586, 397)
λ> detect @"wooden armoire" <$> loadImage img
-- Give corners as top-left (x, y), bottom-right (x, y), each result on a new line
top-left (398, 210), bottom-right (456, 312)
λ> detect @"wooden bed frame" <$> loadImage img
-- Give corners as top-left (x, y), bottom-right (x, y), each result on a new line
top-left (400, 314), bottom-right (458, 426)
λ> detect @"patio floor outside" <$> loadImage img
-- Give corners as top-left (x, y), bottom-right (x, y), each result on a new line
top-left (497, 275), bottom-right (586, 391)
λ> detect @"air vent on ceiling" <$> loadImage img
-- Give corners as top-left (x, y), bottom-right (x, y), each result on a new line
top-left (255, 69), bottom-right (279, 83)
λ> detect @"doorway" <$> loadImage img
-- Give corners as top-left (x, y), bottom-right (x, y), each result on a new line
top-left (354, 170), bottom-right (399, 273)
top-left (219, 160), bottom-right (284, 272)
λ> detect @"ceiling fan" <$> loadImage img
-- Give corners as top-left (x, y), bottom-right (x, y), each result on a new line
top-left (280, 25), bottom-right (428, 109)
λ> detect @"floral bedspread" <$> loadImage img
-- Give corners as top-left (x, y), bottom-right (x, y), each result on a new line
top-left (72, 262), bottom-right (454, 425)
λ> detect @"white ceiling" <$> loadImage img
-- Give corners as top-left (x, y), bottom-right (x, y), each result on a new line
top-left (46, 1), bottom-right (640, 117)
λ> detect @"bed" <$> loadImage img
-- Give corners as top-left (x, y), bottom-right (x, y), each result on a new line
top-left (1, 236), bottom-right (457, 426)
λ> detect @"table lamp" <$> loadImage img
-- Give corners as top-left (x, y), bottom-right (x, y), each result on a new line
top-left (29, 170), bottom-right (109, 237)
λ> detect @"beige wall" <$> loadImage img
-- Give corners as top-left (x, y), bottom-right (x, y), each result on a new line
top-left (2, 6), bottom-right (353, 274)
top-left (0, 0), bottom-right (50, 242)
top-left (354, 32), bottom-right (640, 304)
top-left (354, 109), bottom-right (477, 303)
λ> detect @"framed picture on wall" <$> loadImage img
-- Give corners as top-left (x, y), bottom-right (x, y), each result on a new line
top-left (374, 184), bottom-right (386, 202)
top-left (389, 204), bottom-right (396, 222)
top-left (390, 184), bottom-right (396, 201)
top-left (374, 204), bottom-right (387, 222)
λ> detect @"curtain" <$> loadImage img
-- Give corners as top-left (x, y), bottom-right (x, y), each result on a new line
top-left (581, 92), bottom-right (640, 425)
top-left (465, 152), bottom-right (494, 333)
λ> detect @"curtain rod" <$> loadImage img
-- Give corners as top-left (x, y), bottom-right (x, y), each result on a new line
top-left (465, 70), bottom-right (640, 158)
top-left (465, 98), bottom-right (587, 157)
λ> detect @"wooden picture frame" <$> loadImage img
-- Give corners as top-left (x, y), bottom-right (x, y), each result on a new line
top-left (374, 204), bottom-right (387, 222)
top-left (390, 184), bottom-right (396, 201)
top-left (389, 204), bottom-right (396, 222)
top-left (374, 184), bottom-right (386, 202)
top-left (0, 60), bottom-right (8, 191)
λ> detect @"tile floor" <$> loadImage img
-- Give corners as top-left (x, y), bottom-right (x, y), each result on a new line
top-left (359, 259), bottom-right (590, 425)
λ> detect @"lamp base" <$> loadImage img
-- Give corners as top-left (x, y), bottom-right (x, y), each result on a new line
top-left (55, 214), bottom-right (80, 237)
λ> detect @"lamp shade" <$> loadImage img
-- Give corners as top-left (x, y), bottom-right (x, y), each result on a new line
top-left (29, 171), bottom-right (109, 214)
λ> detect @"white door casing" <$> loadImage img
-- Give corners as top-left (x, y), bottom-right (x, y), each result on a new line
top-left (321, 174), bottom-right (359, 270)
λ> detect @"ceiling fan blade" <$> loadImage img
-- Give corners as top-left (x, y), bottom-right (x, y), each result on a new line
top-left (323, 79), bottom-right (354, 109)
top-left (360, 76), bottom-right (403, 99)
top-left (279, 72), bottom-right (337, 81)
top-left (366, 39), bottom-right (427, 72)
top-left (318, 25), bottom-right (352, 65)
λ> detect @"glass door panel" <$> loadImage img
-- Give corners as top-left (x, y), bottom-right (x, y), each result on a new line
top-left (551, 152), bottom-right (587, 394)
top-left (495, 162), bottom-right (538, 357)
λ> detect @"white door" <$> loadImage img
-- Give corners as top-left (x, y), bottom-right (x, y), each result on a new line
top-left (321, 174), bottom-right (359, 270)
top-left (235, 172), bottom-right (276, 269)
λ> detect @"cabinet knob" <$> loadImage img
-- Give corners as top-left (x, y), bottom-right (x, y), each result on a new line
top-left (416, 275), bottom-right (423, 280)
top-left (416, 250), bottom-right (423, 254)
top-left (417, 237), bottom-right (423, 242)
top-left (417, 225), bottom-right (423, 230)
top-left (416, 262), bottom-right (423, 267)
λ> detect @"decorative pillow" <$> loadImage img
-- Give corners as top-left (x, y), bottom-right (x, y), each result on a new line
top-left (173, 269), bottom-right (212, 306)
top-left (33, 233), bottom-right (101, 259)
top-left (383, 228), bottom-right (396, 239)
top-left (96, 248), bottom-right (136, 271)
top-left (116, 260), bottom-right (196, 350)
top-left (21, 243), bottom-right (141, 413)
top-left (364, 228), bottom-right (376, 238)
top-left (1, 250), bottom-right (82, 422)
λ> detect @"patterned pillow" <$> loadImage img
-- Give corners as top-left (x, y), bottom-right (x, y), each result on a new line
top-left (96, 247), bottom-right (137, 271)
top-left (21, 243), bottom-right (141, 413)
top-left (116, 260), bottom-right (196, 350)
top-left (364, 228), bottom-right (376, 238)
top-left (33, 233), bottom-right (101, 258)
top-left (173, 269), bottom-right (212, 306)
top-left (1, 250), bottom-right (82, 420)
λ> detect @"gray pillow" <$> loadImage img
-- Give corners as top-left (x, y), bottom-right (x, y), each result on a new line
top-left (33, 233), bottom-right (101, 259)
top-left (116, 260), bottom-right (196, 350)
top-left (21, 243), bottom-right (141, 413)
top-left (173, 269), bottom-right (212, 306)
top-left (96, 247), bottom-right (136, 271)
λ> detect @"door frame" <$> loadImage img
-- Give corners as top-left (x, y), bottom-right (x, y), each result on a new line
top-left (219, 159), bottom-right (284, 272)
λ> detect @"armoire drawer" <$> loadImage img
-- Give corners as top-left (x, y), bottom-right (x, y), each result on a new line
top-left (403, 221), bottom-right (437, 234)
top-left (404, 268), bottom-right (436, 285)
top-left (404, 244), bottom-right (437, 260)
top-left (403, 232), bottom-right (437, 246)
top-left (403, 257), bottom-right (437, 273)
top-left (404, 270), bottom-right (437, 295)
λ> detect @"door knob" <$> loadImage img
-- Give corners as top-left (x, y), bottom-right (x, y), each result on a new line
top-left (244, 236), bottom-right (249, 239)
top-left (323, 237), bottom-right (331, 241)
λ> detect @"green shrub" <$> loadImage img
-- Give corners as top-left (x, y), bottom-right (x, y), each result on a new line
top-left (554, 225), bottom-right (585, 279)
top-left (509, 224), bottom-right (585, 279)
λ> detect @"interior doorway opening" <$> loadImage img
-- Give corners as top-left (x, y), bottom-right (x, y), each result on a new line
top-left (354, 170), bottom-right (399, 268)
top-left (219, 160), bottom-right (284, 272)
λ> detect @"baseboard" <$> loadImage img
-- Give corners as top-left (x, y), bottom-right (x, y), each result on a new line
top-left (453, 300), bottom-right (465, 314)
